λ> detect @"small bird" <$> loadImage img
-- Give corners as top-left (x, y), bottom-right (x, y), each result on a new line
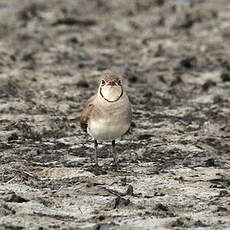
top-left (80, 73), bottom-right (132, 166)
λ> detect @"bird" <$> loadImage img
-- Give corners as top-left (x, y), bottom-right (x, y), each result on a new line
top-left (80, 73), bottom-right (132, 166)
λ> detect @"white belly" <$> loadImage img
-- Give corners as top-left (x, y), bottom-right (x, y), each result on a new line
top-left (88, 119), bottom-right (130, 141)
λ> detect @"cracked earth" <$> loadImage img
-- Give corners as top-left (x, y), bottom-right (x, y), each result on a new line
top-left (0, 0), bottom-right (230, 229)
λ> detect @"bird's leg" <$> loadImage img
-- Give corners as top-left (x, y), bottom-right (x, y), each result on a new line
top-left (94, 139), bottom-right (98, 166)
top-left (112, 140), bottom-right (118, 165)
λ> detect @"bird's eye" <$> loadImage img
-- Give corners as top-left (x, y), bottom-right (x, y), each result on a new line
top-left (101, 80), bottom-right (106, 86)
top-left (117, 79), bottom-right (122, 86)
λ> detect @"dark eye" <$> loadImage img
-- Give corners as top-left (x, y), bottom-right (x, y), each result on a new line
top-left (101, 80), bottom-right (106, 86)
top-left (117, 79), bottom-right (122, 86)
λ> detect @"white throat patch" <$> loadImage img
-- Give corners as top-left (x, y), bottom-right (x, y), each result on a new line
top-left (100, 86), bottom-right (123, 102)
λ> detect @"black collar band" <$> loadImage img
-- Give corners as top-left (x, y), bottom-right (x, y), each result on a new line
top-left (100, 87), bottom-right (123, 103)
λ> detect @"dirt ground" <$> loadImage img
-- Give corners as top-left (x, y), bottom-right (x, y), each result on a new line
top-left (0, 0), bottom-right (230, 229)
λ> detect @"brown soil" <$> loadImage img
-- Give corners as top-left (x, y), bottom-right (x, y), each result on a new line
top-left (0, 0), bottom-right (229, 229)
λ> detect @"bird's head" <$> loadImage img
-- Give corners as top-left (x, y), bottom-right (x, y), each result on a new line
top-left (99, 74), bottom-right (123, 103)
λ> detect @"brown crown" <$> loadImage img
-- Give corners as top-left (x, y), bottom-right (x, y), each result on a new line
top-left (103, 73), bottom-right (121, 82)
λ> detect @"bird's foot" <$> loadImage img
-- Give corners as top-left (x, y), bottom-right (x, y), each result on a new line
top-left (110, 159), bottom-right (119, 168)
top-left (93, 162), bottom-right (100, 168)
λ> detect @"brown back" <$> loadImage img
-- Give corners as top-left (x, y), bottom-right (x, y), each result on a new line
top-left (80, 95), bottom-right (96, 132)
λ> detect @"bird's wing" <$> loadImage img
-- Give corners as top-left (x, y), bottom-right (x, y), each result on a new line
top-left (80, 95), bottom-right (96, 133)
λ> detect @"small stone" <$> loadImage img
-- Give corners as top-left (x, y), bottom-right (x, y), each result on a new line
top-left (126, 185), bottom-right (134, 196)
top-left (220, 72), bottom-right (230, 82)
top-left (202, 80), bottom-right (216, 91)
top-left (155, 203), bottom-right (169, 212)
top-left (5, 194), bottom-right (29, 203)
top-left (8, 133), bottom-right (18, 141)
top-left (180, 56), bottom-right (197, 69)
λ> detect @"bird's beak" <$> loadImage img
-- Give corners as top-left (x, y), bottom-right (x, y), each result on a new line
top-left (106, 81), bottom-right (117, 86)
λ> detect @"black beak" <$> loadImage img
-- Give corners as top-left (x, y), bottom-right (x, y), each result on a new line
top-left (110, 81), bottom-right (116, 86)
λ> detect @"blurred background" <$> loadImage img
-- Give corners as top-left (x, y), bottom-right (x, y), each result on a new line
top-left (0, 0), bottom-right (229, 112)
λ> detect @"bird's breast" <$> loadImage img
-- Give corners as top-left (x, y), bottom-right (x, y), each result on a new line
top-left (88, 117), bottom-right (130, 141)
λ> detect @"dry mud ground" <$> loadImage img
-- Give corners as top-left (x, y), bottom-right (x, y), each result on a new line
top-left (0, 0), bottom-right (230, 229)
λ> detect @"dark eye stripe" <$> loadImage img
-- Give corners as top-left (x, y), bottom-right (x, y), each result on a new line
top-left (101, 80), bottom-right (106, 86)
top-left (117, 80), bottom-right (122, 85)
